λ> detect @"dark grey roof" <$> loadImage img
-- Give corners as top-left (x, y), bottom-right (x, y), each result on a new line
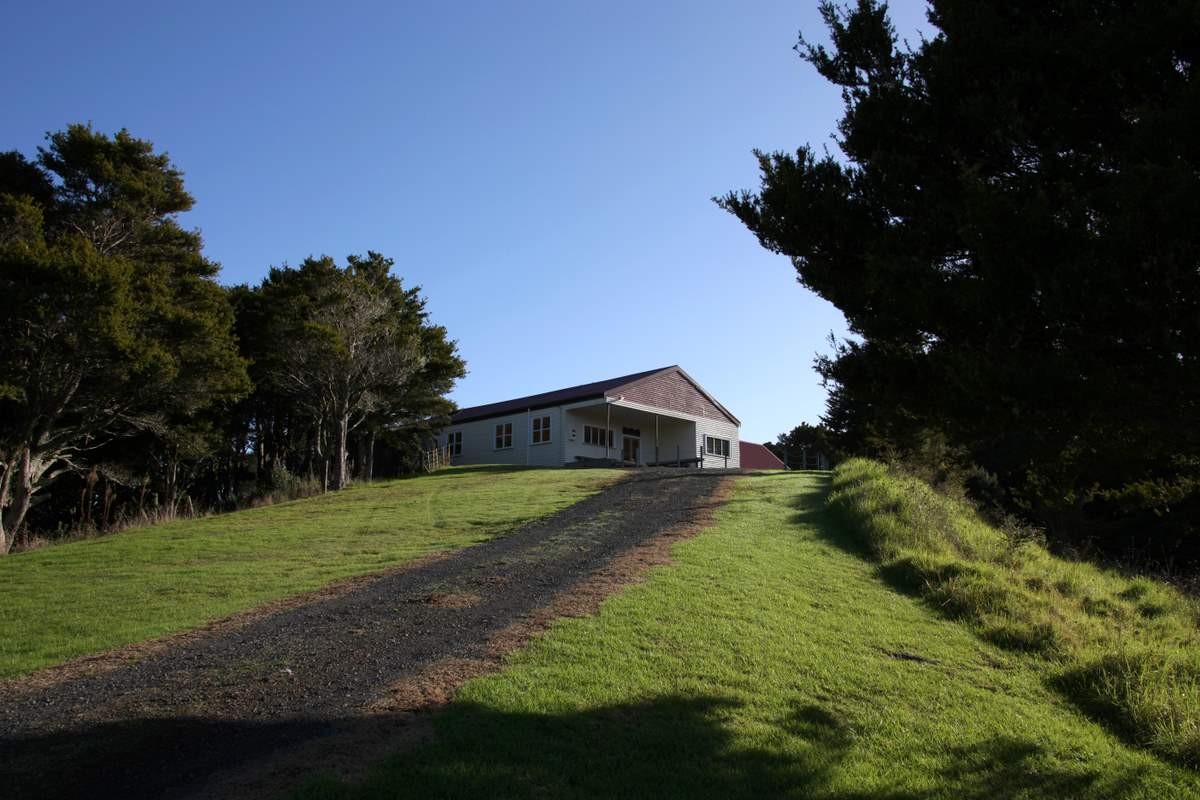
top-left (450, 367), bottom-right (672, 424)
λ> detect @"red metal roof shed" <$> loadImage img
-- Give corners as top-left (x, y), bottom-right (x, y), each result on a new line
top-left (739, 441), bottom-right (786, 470)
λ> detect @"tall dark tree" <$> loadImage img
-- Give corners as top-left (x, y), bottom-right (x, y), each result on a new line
top-left (720, 1), bottom-right (1200, 556)
top-left (0, 125), bottom-right (248, 553)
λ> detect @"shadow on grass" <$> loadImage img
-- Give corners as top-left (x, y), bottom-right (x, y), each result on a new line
top-left (289, 695), bottom-right (1142, 800)
top-left (788, 477), bottom-right (935, 602)
top-left (0, 693), bottom-right (1142, 800)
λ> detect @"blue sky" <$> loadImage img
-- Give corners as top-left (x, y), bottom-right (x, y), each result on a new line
top-left (2, 1), bottom-right (932, 443)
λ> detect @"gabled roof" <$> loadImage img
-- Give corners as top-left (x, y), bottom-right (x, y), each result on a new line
top-left (450, 367), bottom-right (671, 424)
top-left (739, 441), bottom-right (786, 470)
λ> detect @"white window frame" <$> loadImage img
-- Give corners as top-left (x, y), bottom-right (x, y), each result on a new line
top-left (447, 430), bottom-right (462, 456)
top-left (494, 421), bottom-right (513, 450)
top-left (531, 415), bottom-right (551, 445)
top-left (583, 424), bottom-right (612, 448)
top-left (705, 436), bottom-right (731, 458)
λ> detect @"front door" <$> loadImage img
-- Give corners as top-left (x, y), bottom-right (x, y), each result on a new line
top-left (622, 436), bottom-right (639, 464)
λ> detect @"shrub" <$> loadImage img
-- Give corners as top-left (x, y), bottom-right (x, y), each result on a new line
top-left (254, 463), bottom-right (323, 507)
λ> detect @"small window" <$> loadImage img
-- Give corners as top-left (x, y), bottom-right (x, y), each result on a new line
top-left (583, 425), bottom-right (612, 447)
top-left (447, 431), bottom-right (462, 456)
top-left (705, 436), bottom-right (730, 457)
top-left (494, 422), bottom-right (513, 449)
top-left (531, 415), bottom-right (551, 444)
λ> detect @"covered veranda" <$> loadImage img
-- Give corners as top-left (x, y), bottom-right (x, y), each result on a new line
top-left (562, 398), bottom-right (700, 466)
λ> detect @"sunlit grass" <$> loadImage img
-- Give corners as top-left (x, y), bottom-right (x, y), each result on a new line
top-left (0, 466), bottom-right (619, 679)
top-left (296, 472), bottom-right (1198, 799)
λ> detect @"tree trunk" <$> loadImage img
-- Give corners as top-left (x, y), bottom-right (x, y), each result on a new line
top-left (0, 459), bottom-right (13, 555)
top-left (0, 449), bottom-right (37, 555)
top-left (163, 454), bottom-right (180, 517)
top-left (366, 430), bottom-right (376, 482)
top-left (332, 413), bottom-right (350, 490)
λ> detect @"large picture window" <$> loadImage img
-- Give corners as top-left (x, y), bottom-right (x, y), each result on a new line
top-left (705, 436), bottom-right (731, 458)
top-left (494, 422), bottom-right (513, 449)
top-left (447, 431), bottom-right (462, 456)
top-left (583, 425), bottom-right (612, 447)
top-left (531, 415), bottom-right (551, 444)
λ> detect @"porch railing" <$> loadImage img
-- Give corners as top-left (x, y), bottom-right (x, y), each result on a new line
top-left (419, 445), bottom-right (453, 473)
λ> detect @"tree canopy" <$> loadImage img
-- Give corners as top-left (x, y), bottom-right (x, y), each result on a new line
top-left (0, 125), bottom-right (466, 553)
top-left (721, 1), bottom-right (1200, 560)
top-left (0, 125), bottom-right (248, 553)
top-left (237, 253), bottom-right (465, 491)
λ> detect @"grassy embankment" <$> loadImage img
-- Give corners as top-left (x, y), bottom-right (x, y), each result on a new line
top-left (297, 470), bottom-right (1199, 800)
top-left (0, 466), bottom-right (620, 680)
top-left (828, 458), bottom-right (1200, 768)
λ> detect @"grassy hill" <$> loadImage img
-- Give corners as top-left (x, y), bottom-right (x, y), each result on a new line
top-left (298, 469), bottom-right (1200, 799)
top-left (828, 458), bottom-right (1200, 768)
top-left (0, 466), bottom-right (619, 680)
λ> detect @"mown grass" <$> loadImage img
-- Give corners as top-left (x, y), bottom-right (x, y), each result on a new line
top-left (828, 458), bottom-right (1200, 768)
top-left (296, 472), bottom-right (1199, 799)
top-left (0, 466), bottom-right (619, 680)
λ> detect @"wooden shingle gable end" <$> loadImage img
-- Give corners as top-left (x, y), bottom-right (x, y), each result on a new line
top-left (607, 366), bottom-right (740, 426)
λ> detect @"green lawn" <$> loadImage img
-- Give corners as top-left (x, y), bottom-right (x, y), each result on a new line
top-left (298, 471), bottom-right (1200, 800)
top-left (0, 466), bottom-right (619, 680)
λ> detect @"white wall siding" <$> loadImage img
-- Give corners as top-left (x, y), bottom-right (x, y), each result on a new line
top-left (440, 409), bottom-right (565, 467)
top-left (696, 416), bottom-right (740, 469)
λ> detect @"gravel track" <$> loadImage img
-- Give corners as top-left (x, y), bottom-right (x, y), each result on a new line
top-left (0, 469), bottom-right (732, 800)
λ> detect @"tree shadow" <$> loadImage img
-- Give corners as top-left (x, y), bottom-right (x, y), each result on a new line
top-left (287, 695), bottom-right (1148, 800)
top-left (933, 735), bottom-right (1149, 800)
top-left (0, 691), bottom-right (1154, 799)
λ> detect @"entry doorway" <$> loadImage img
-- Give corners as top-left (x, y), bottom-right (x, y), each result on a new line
top-left (622, 436), bottom-right (640, 464)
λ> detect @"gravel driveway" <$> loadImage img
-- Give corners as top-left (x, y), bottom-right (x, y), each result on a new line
top-left (0, 469), bottom-right (733, 800)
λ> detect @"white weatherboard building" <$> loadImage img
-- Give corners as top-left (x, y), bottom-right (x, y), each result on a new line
top-left (440, 366), bottom-right (740, 468)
